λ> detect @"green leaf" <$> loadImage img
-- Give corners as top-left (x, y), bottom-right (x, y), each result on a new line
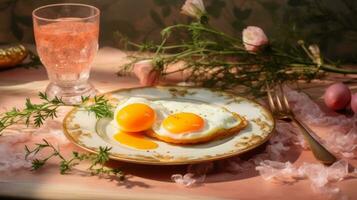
top-left (59, 160), bottom-right (70, 174)
top-left (38, 92), bottom-right (48, 101)
top-left (31, 159), bottom-right (45, 170)
top-left (25, 98), bottom-right (35, 110)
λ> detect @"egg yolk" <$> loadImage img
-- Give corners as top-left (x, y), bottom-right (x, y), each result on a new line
top-left (162, 112), bottom-right (204, 134)
top-left (114, 131), bottom-right (158, 150)
top-left (116, 103), bottom-right (156, 132)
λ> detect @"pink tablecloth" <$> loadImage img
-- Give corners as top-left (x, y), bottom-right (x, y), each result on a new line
top-left (0, 47), bottom-right (356, 200)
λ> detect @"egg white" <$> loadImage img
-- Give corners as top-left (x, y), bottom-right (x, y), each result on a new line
top-left (151, 100), bottom-right (242, 140)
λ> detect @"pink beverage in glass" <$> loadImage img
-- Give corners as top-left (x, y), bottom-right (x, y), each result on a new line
top-left (33, 4), bottom-right (100, 104)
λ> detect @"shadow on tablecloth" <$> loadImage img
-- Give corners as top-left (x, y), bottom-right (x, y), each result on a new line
top-left (106, 141), bottom-right (302, 184)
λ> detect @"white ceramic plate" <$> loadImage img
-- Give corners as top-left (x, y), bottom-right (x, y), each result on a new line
top-left (63, 86), bottom-right (275, 165)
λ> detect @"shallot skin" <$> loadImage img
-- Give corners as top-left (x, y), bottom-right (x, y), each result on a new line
top-left (351, 93), bottom-right (357, 113)
top-left (324, 83), bottom-right (351, 111)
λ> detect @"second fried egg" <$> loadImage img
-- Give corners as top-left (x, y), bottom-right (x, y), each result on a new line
top-left (148, 100), bottom-right (244, 143)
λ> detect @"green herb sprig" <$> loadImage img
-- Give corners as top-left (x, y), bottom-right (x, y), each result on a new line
top-left (83, 95), bottom-right (114, 119)
top-left (118, 2), bottom-right (357, 96)
top-left (0, 93), bottom-right (117, 177)
top-left (0, 92), bottom-right (114, 135)
top-left (0, 93), bottom-right (66, 133)
top-left (25, 139), bottom-right (124, 180)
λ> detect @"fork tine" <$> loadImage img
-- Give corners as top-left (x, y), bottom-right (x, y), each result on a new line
top-left (271, 83), bottom-right (337, 164)
top-left (279, 84), bottom-right (291, 112)
top-left (274, 84), bottom-right (284, 112)
top-left (265, 82), bottom-right (276, 113)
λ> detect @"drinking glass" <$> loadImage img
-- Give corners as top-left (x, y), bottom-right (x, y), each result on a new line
top-left (33, 3), bottom-right (100, 104)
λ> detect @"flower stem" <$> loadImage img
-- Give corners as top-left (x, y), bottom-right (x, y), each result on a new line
top-left (162, 24), bottom-right (242, 45)
top-left (321, 64), bottom-right (357, 74)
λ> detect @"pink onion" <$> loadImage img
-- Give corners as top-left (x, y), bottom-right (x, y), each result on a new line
top-left (324, 82), bottom-right (351, 111)
top-left (351, 93), bottom-right (357, 113)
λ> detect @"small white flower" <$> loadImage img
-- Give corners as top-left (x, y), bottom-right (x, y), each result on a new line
top-left (308, 44), bottom-right (322, 66)
top-left (308, 44), bottom-right (320, 58)
top-left (181, 0), bottom-right (206, 19)
top-left (242, 26), bottom-right (269, 52)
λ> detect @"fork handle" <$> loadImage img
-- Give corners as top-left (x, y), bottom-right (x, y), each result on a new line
top-left (291, 118), bottom-right (337, 165)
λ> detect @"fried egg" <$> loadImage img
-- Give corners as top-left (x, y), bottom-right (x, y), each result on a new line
top-left (146, 100), bottom-right (247, 144)
top-left (112, 97), bottom-right (247, 147)
top-left (112, 97), bottom-right (167, 150)
top-left (114, 97), bottom-right (167, 132)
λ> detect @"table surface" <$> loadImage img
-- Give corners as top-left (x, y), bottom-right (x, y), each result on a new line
top-left (0, 47), bottom-right (356, 200)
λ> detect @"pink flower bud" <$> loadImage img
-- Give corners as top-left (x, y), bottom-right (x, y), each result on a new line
top-left (133, 60), bottom-right (159, 86)
top-left (242, 26), bottom-right (269, 52)
top-left (181, 0), bottom-right (206, 19)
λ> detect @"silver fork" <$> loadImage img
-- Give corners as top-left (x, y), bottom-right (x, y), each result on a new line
top-left (266, 83), bottom-right (337, 165)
